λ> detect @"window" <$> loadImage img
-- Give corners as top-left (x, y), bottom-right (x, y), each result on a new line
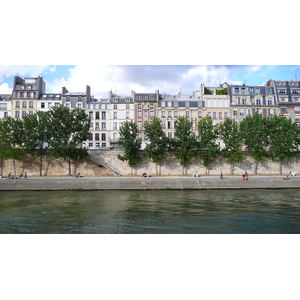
top-left (48, 102), bottom-right (52, 108)
top-left (144, 110), bottom-right (148, 117)
top-left (101, 133), bottom-right (106, 141)
top-left (224, 112), bottom-right (228, 118)
top-left (236, 97), bottom-right (240, 105)
top-left (29, 101), bottom-right (33, 108)
top-left (161, 111), bottom-right (165, 118)
top-left (174, 111), bottom-right (178, 118)
top-left (101, 122), bottom-right (106, 130)
top-left (95, 122), bottom-right (99, 129)
top-left (235, 88), bottom-right (239, 94)
top-left (256, 99), bottom-right (261, 105)
top-left (255, 88), bottom-right (260, 94)
top-left (242, 98), bottom-right (247, 105)
top-left (138, 121), bottom-right (142, 129)
top-left (16, 101), bottom-right (20, 108)
top-left (233, 109), bottom-right (237, 116)
top-left (78, 104), bottom-right (82, 109)
top-left (102, 112), bottom-right (106, 119)
top-left (114, 104), bottom-right (117, 109)
top-left (113, 122), bottom-right (118, 130)
top-left (95, 142), bottom-right (100, 148)
top-left (126, 104), bottom-right (130, 109)
top-left (126, 111), bottom-right (130, 119)
top-left (268, 98), bottom-right (273, 105)
top-left (15, 111), bottom-right (20, 118)
top-left (113, 133), bottom-right (118, 140)
top-left (22, 111), bottom-right (26, 117)
top-left (138, 104), bottom-right (141, 109)
top-left (89, 112), bottom-right (93, 119)
top-left (186, 111), bottom-right (190, 117)
top-left (89, 142), bottom-right (93, 147)
top-left (150, 111), bottom-right (154, 118)
top-left (281, 108), bottom-right (288, 113)
top-left (89, 133), bottom-right (93, 141)
top-left (95, 112), bottom-right (100, 119)
top-left (113, 112), bottom-right (117, 119)
top-left (0, 103), bottom-right (7, 110)
top-left (150, 104), bottom-right (154, 109)
top-left (22, 101), bottom-right (26, 108)
top-left (213, 112), bottom-right (217, 119)
top-left (95, 133), bottom-right (100, 141)
top-left (219, 112), bottom-right (222, 119)
top-left (168, 111), bottom-right (172, 118)
top-left (167, 121), bottom-right (172, 129)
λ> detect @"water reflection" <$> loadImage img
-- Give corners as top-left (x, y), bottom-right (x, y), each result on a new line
top-left (0, 189), bottom-right (300, 233)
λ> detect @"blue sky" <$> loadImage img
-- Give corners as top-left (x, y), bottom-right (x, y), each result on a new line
top-left (1, 65), bottom-right (300, 98)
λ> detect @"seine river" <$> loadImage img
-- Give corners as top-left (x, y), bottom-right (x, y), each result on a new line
top-left (0, 189), bottom-right (300, 233)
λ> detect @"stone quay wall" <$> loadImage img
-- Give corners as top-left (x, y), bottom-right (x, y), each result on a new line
top-left (0, 149), bottom-right (299, 178)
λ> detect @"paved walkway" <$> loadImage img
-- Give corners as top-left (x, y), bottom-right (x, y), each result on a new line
top-left (0, 175), bottom-right (299, 190)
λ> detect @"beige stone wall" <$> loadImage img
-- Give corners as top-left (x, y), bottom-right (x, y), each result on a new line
top-left (0, 150), bottom-right (299, 177)
top-left (0, 154), bottom-right (114, 177)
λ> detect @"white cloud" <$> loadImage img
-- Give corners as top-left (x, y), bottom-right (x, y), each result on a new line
top-left (46, 65), bottom-right (234, 98)
top-left (0, 65), bottom-right (50, 83)
top-left (0, 83), bottom-right (12, 94)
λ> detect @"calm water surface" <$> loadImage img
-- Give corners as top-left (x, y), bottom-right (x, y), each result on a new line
top-left (0, 189), bottom-right (300, 233)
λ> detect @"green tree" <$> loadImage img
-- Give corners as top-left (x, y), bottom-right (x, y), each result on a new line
top-left (172, 116), bottom-right (198, 175)
top-left (144, 117), bottom-right (169, 175)
top-left (219, 118), bottom-right (243, 174)
top-left (240, 113), bottom-right (270, 174)
top-left (0, 117), bottom-right (25, 177)
top-left (268, 114), bottom-right (300, 174)
top-left (197, 116), bottom-right (221, 174)
top-left (48, 106), bottom-right (90, 175)
top-left (22, 111), bottom-right (51, 176)
top-left (117, 121), bottom-right (142, 171)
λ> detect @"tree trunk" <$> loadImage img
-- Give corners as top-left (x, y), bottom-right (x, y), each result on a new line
top-left (40, 153), bottom-right (43, 176)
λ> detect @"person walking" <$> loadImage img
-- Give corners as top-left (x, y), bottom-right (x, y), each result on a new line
top-left (24, 172), bottom-right (28, 180)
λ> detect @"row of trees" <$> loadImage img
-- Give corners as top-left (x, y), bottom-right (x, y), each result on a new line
top-left (0, 106), bottom-right (90, 176)
top-left (117, 114), bottom-right (300, 175)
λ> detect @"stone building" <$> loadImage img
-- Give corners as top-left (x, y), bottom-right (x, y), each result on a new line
top-left (0, 94), bottom-right (12, 120)
top-left (267, 79), bottom-right (300, 123)
top-left (11, 76), bottom-right (45, 118)
top-left (227, 83), bottom-right (276, 122)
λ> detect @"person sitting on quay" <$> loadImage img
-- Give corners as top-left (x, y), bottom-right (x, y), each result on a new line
top-left (241, 171), bottom-right (249, 181)
top-left (142, 172), bottom-right (149, 177)
top-left (219, 171), bottom-right (224, 179)
top-left (193, 171), bottom-right (199, 177)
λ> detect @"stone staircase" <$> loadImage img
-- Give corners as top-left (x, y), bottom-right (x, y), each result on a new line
top-left (87, 154), bottom-right (121, 176)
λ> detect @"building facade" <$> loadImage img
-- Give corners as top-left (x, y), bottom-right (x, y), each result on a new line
top-left (1, 75), bottom-right (300, 151)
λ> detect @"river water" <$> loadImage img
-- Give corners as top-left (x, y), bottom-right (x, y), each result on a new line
top-left (0, 189), bottom-right (300, 233)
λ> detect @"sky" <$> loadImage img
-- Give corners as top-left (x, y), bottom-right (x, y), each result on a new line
top-left (1, 65), bottom-right (300, 98)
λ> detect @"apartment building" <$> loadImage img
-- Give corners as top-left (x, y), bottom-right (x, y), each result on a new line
top-left (0, 94), bottom-right (11, 120)
top-left (86, 98), bottom-right (110, 149)
top-left (227, 83), bottom-right (276, 122)
top-left (194, 83), bottom-right (230, 124)
top-left (267, 80), bottom-right (300, 123)
top-left (157, 92), bottom-right (202, 140)
top-left (11, 76), bottom-right (45, 118)
top-left (132, 90), bottom-right (159, 149)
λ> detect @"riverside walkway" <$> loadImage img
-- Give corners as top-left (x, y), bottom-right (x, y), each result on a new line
top-left (0, 175), bottom-right (300, 190)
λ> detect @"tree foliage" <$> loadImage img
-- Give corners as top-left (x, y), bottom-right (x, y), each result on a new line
top-left (117, 121), bottom-right (142, 168)
top-left (144, 117), bottom-right (169, 174)
top-left (219, 118), bottom-right (243, 171)
top-left (0, 117), bottom-right (25, 176)
top-left (197, 116), bottom-right (221, 170)
top-left (47, 107), bottom-right (90, 175)
top-left (240, 113), bottom-right (270, 173)
top-left (268, 114), bottom-right (300, 173)
top-left (172, 116), bottom-right (198, 173)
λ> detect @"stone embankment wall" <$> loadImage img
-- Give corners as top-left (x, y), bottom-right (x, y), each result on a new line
top-left (0, 149), bottom-right (299, 177)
